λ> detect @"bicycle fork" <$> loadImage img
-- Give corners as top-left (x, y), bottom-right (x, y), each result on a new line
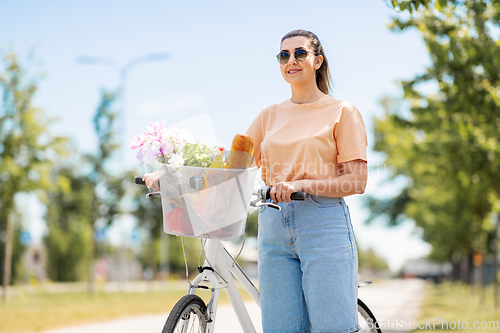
top-left (188, 239), bottom-right (260, 333)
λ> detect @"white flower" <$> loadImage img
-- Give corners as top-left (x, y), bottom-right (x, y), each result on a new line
top-left (151, 141), bottom-right (161, 156)
top-left (168, 153), bottom-right (185, 166)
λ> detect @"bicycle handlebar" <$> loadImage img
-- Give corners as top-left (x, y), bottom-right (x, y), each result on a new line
top-left (134, 176), bottom-right (307, 208)
top-left (264, 187), bottom-right (307, 201)
top-left (134, 176), bottom-right (146, 185)
top-left (135, 176), bottom-right (161, 198)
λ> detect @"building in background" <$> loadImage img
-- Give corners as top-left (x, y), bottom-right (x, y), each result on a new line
top-left (400, 258), bottom-right (452, 283)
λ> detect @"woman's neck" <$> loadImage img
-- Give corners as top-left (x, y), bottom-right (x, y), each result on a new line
top-left (290, 83), bottom-right (325, 104)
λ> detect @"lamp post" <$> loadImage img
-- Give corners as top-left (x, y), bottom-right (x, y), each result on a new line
top-left (77, 53), bottom-right (169, 163)
top-left (77, 53), bottom-right (168, 289)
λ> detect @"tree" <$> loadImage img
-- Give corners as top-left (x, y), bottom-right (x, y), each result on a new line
top-left (42, 164), bottom-right (93, 282)
top-left (85, 89), bottom-right (126, 293)
top-left (0, 210), bottom-right (25, 285)
top-left (368, 0), bottom-right (500, 283)
top-left (0, 52), bottom-right (67, 301)
top-left (358, 248), bottom-right (389, 274)
top-left (387, 0), bottom-right (455, 13)
top-left (41, 90), bottom-right (124, 285)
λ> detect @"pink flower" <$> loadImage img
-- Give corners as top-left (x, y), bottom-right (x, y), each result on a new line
top-left (129, 134), bottom-right (144, 150)
top-left (135, 150), bottom-right (145, 165)
top-left (145, 121), bottom-right (166, 136)
top-left (130, 121), bottom-right (198, 166)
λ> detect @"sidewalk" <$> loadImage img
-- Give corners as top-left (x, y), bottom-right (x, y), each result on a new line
top-left (38, 278), bottom-right (426, 333)
top-left (358, 278), bottom-right (427, 332)
top-left (40, 302), bottom-right (262, 333)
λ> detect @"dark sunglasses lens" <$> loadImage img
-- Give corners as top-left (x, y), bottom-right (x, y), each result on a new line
top-left (278, 52), bottom-right (290, 64)
top-left (295, 49), bottom-right (308, 61)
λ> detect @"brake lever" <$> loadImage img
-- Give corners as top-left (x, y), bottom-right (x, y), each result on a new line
top-left (250, 187), bottom-right (283, 211)
top-left (146, 191), bottom-right (161, 199)
top-left (251, 200), bottom-right (281, 211)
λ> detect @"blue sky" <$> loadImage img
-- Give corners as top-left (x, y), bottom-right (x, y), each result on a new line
top-left (1, 0), bottom-right (433, 272)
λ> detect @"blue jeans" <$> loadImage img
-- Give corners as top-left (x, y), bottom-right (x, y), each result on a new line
top-left (258, 195), bottom-right (360, 333)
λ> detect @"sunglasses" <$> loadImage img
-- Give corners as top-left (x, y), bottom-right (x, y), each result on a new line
top-left (276, 49), bottom-right (315, 65)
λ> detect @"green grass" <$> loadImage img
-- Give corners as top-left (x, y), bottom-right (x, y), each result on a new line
top-left (0, 282), bottom-right (252, 333)
top-left (414, 282), bottom-right (500, 332)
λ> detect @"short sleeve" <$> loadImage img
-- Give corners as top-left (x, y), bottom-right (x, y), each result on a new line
top-left (335, 106), bottom-right (368, 163)
top-left (245, 108), bottom-right (266, 168)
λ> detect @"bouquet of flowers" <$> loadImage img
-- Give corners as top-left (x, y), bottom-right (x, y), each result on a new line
top-left (130, 121), bottom-right (257, 239)
top-left (130, 121), bottom-right (221, 236)
top-left (130, 121), bottom-right (215, 167)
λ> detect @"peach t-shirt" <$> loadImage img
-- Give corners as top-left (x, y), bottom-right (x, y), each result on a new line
top-left (245, 95), bottom-right (367, 186)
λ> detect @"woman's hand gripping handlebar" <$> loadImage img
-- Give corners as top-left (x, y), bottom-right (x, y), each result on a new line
top-left (136, 175), bottom-right (307, 210)
top-left (250, 186), bottom-right (307, 211)
top-left (134, 176), bottom-right (161, 199)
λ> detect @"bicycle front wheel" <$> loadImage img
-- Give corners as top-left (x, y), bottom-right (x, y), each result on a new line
top-left (357, 298), bottom-right (382, 333)
top-left (162, 295), bottom-right (209, 333)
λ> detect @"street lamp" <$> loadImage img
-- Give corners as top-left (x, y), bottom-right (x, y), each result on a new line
top-left (77, 53), bottom-right (169, 288)
top-left (77, 53), bottom-right (169, 163)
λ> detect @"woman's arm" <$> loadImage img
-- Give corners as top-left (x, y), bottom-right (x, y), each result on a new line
top-left (271, 159), bottom-right (367, 203)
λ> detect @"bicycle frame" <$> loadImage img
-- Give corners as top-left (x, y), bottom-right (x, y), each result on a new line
top-left (188, 239), bottom-right (260, 333)
top-left (136, 177), bottom-right (380, 333)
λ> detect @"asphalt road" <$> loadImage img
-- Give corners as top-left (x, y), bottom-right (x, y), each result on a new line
top-left (40, 278), bottom-right (427, 333)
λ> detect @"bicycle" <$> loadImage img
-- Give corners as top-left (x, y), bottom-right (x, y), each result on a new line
top-left (135, 164), bottom-right (382, 333)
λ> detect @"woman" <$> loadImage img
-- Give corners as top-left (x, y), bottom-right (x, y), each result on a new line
top-left (245, 29), bottom-right (367, 333)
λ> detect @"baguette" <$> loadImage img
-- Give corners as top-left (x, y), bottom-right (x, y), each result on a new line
top-left (225, 134), bottom-right (254, 169)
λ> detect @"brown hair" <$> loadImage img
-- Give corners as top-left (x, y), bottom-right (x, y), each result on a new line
top-left (281, 29), bottom-right (333, 95)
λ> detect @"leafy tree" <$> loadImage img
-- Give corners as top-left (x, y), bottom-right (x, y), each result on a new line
top-left (42, 164), bottom-right (93, 282)
top-left (85, 90), bottom-right (126, 292)
top-left (387, 0), bottom-right (454, 13)
top-left (0, 210), bottom-right (25, 285)
top-left (358, 248), bottom-right (389, 273)
top-left (369, 0), bottom-right (500, 283)
top-left (42, 89), bottom-right (124, 285)
top-left (0, 52), bottom-right (67, 301)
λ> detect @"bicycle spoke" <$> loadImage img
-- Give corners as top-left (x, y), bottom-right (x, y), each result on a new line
top-left (164, 295), bottom-right (208, 333)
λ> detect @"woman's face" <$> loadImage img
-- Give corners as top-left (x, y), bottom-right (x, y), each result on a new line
top-left (279, 36), bottom-right (323, 88)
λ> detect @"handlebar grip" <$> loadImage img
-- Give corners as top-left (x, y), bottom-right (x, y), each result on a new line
top-left (135, 176), bottom-right (146, 185)
top-left (291, 191), bottom-right (307, 200)
top-left (265, 188), bottom-right (307, 201)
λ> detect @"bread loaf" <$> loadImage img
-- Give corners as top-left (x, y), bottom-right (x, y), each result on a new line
top-left (226, 134), bottom-right (254, 169)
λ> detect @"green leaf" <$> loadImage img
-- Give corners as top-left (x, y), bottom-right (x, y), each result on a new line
top-left (182, 143), bottom-right (215, 167)
top-left (435, 0), bottom-right (447, 11)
